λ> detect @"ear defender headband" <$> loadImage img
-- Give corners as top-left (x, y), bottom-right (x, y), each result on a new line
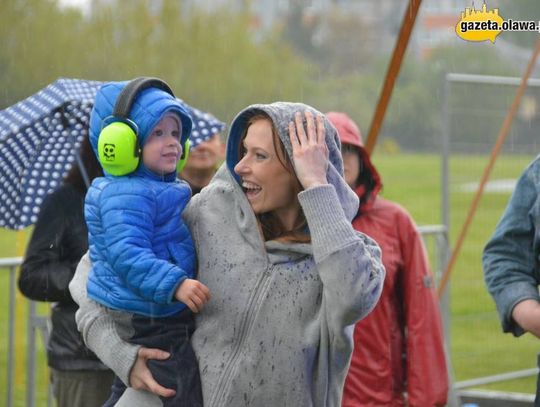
top-left (98, 77), bottom-right (190, 176)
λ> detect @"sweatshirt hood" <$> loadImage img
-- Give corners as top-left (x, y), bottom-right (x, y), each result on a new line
top-left (225, 102), bottom-right (359, 221)
top-left (89, 81), bottom-right (192, 180)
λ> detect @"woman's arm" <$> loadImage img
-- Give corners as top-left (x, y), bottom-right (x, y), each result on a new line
top-left (69, 253), bottom-right (140, 384)
top-left (290, 110), bottom-right (384, 328)
top-left (298, 185), bottom-right (384, 328)
top-left (70, 255), bottom-right (177, 400)
top-left (69, 253), bottom-right (176, 398)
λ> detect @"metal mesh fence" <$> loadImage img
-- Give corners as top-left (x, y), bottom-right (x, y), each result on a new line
top-left (444, 73), bottom-right (540, 395)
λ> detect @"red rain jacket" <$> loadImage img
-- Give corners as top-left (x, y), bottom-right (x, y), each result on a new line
top-left (342, 190), bottom-right (449, 406)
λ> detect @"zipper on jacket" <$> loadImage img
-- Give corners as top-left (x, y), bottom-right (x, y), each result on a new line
top-left (208, 265), bottom-right (274, 407)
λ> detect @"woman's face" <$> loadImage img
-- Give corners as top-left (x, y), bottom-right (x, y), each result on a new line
top-left (234, 118), bottom-right (300, 228)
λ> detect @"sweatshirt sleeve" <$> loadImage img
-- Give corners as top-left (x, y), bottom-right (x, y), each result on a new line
top-left (399, 212), bottom-right (448, 406)
top-left (298, 184), bottom-right (385, 328)
top-left (69, 253), bottom-right (140, 385)
top-left (483, 162), bottom-right (540, 336)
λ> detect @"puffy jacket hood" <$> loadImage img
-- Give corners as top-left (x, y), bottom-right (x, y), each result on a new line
top-left (226, 102), bottom-right (359, 222)
top-left (89, 81), bottom-right (192, 180)
top-left (326, 111), bottom-right (382, 213)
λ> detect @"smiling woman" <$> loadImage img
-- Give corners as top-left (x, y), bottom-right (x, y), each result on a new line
top-left (69, 101), bottom-right (385, 407)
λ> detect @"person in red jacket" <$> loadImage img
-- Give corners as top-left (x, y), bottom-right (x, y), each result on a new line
top-left (327, 111), bottom-right (448, 407)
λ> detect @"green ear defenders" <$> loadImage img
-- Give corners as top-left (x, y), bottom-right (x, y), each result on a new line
top-left (98, 77), bottom-right (190, 176)
top-left (177, 139), bottom-right (190, 173)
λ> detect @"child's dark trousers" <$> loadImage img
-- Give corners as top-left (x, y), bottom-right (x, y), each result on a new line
top-left (102, 308), bottom-right (202, 407)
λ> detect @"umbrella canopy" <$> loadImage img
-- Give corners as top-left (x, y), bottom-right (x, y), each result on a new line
top-left (0, 78), bottom-right (225, 230)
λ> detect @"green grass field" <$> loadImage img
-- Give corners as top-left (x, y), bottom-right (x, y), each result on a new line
top-left (1, 152), bottom-right (539, 406)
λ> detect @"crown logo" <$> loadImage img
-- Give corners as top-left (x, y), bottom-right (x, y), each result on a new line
top-left (456, 1), bottom-right (503, 43)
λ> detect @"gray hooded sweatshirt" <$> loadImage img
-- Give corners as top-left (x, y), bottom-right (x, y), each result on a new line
top-left (70, 102), bottom-right (384, 407)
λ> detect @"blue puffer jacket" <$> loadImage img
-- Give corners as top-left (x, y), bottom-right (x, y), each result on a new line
top-left (85, 81), bottom-right (196, 317)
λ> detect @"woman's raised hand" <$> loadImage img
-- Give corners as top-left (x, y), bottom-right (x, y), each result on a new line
top-left (288, 110), bottom-right (329, 189)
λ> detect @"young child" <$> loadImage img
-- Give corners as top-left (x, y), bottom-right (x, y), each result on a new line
top-left (85, 79), bottom-right (209, 407)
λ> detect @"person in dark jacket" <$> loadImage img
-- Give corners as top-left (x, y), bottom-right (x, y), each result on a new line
top-left (18, 135), bottom-right (114, 407)
top-left (327, 112), bottom-right (448, 407)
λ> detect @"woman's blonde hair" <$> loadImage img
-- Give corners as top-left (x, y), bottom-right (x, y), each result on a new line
top-left (238, 112), bottom-right (310, 243)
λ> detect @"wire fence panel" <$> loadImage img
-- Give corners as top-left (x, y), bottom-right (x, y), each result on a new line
top-left (443, 73), bottom-right (540, 396)
top-left (0, 257), bottom-right (51, 407)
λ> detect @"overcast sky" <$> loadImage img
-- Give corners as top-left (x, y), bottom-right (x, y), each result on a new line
top-left (58, 0), bottom-right (90, 13)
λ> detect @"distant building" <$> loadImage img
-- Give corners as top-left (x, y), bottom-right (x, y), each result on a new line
top-left (241, 0), bottom-right (404, 54)
top-left (412, 0), bottom-right (463, 58)
top-left (86, 0), bottom-right (530, 67)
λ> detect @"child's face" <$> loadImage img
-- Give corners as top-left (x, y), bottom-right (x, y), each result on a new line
top-left (143, 114), bottom-right (182, 175)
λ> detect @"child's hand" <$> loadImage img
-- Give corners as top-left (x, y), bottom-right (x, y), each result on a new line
top-left (175, 279), bottom-right (210, 313)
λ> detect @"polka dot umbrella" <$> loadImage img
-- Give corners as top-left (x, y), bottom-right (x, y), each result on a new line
top-left (0, 78), bottom-right (225, 230)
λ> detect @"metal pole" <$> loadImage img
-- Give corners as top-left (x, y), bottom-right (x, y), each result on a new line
top-left (417, 225), bottom-right (459, 406)
top-left (365, 0), bottom-right (423, 154)
top-left (447, 72), bottom-right (540, 87)
top-left (75, 152), bottom-right (90, 189)
top-left (442, 75), bottom-right (450, 240)
top-left (455, 368), bottom-right (539, 389)
top-left (26, 301), bottom-right (36, 407)
top-left (441, 75), bottom-right (451, 339)
top-left (7, 266), bottom-right (16, 407)
top-left (440, 230), bottom-right (460, 407)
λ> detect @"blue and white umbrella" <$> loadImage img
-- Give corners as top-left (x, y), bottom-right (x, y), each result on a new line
top-left (0, 78), bottom-right (225, 230)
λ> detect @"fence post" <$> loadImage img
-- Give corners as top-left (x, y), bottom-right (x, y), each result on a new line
top-left (7, 264), bottom-right (16, 407)
top-left (418, 225), bottom-right (460, 407)
top-left (26, 301), bottom-right (37, 407)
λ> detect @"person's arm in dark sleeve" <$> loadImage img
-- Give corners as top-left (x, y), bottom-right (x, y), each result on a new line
top-left (18, 190), bottom-right (75, 302)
